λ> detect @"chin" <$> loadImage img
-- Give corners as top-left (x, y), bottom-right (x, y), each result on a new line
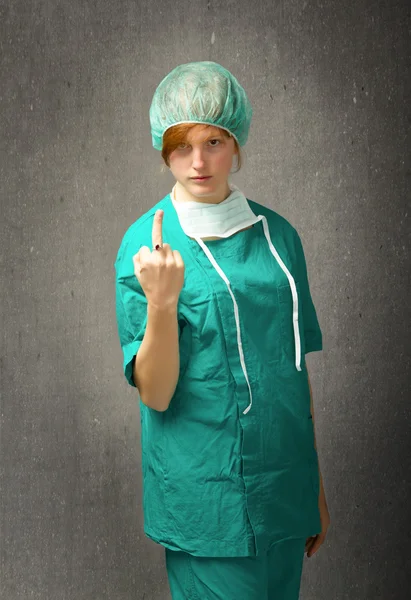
top-left (189, 180), bottom-right (214, 189)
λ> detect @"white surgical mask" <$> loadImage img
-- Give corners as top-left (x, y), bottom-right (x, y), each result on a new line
top-left (171, 182), bottom-right (260, 239)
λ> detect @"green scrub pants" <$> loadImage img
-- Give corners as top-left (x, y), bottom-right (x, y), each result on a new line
top-left (165, 537), bottom-right (307, 600)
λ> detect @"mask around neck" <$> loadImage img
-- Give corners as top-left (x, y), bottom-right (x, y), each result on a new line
top-left (171, 182), bottom-right (260, 239)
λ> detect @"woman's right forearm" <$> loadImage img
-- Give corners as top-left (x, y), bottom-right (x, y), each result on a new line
top-left (133, 303), bottom-right (180, 412)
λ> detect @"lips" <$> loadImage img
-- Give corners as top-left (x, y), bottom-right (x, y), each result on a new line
top-left (191, 176), bottom-right (211, 180)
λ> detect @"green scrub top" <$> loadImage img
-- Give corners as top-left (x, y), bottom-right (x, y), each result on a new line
top-left (114, 192), bottom-right (323, 558)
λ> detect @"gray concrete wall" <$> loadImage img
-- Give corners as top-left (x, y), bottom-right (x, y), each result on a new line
top-left (1, 0), bottom-right (410, 598)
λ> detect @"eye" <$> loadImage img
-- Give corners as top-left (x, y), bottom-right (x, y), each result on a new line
top-left (177, 139), bottom-right (221, 150)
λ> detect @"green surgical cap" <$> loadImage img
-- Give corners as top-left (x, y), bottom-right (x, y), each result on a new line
top-left (149, 61), bottom-right (253, 151)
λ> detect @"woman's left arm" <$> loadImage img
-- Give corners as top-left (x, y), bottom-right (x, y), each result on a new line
top-left (306, 369), bottom-right (331, 556)
top-left (307, 371), bottom-right (323, 486)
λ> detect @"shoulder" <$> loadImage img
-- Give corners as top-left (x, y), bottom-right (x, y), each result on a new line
top-left (247, 197), bottom-right (306, 271)
top-left (247, 197), bottom-right (298, 240)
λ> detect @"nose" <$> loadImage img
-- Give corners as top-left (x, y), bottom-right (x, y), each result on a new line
top-left (191, 148), bottom-right (207, 168)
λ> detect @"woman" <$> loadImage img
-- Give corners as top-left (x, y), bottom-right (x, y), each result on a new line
top-left (114, 61), bottom-right (330, 600)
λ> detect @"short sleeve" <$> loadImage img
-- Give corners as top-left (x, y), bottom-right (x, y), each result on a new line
top-left (114, 238), bottom-right (149, 388)
top-left (292, 228), bottom-right (323, 354)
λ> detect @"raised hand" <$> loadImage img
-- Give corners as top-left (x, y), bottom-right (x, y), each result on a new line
top-left (133, 210), bottom-right (185, 311)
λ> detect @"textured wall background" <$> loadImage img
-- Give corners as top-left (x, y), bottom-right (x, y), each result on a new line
top-left (1, 0), bottom-right (410, 598)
